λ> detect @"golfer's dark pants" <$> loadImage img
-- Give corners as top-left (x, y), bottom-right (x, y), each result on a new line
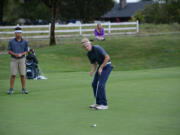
top-left (92, 64), bottom-right (113, 105)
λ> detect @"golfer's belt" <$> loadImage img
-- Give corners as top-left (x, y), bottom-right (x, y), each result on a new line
top-left (106, 62), bottom-right (111, 65)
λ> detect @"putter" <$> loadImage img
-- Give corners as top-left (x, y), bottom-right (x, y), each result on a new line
top-left (94, 74), bottom-right (100, 106)
top-left (90, 74), bottom-right (100, 109)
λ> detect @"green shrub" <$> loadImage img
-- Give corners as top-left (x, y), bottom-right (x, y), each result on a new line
top-left (133, 1), bottom-right (180, 24)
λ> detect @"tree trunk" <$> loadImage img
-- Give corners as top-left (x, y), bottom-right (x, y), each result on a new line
top-left (0, 0), bottom-right (4, 23)
top-left (50, 1), bottom-right (56, 45)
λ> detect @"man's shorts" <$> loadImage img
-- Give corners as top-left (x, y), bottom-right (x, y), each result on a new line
top-left (10, 57), bottom-right (26, 76)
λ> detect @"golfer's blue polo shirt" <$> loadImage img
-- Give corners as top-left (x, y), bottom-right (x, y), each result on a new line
top-left (87, 45), bottom-right (110, 65)
top-left (8, 38), bottom-right (28, 59)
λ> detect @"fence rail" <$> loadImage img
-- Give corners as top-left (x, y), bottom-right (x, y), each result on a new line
top-left (0, 21), bottom-right (139, 40)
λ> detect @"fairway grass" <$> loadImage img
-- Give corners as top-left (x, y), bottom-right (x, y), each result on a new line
top-left (0, 67), bottom-right (180, 135)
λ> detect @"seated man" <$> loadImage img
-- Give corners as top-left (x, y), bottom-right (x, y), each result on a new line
top-left (94, 23), bottom-right (105, 41)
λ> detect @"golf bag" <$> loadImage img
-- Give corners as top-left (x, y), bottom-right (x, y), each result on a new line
top-left (26, 49), bottom-right (40, 79)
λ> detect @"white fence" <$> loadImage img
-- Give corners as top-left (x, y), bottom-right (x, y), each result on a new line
top-left (0, 21), bottom-right (139, 40)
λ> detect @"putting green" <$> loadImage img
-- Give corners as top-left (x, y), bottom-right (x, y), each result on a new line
top-left (0, 67), bottom-right (180, 135)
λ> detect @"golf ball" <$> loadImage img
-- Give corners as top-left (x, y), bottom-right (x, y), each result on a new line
top-left (93, 124), bottom-right (96, 127)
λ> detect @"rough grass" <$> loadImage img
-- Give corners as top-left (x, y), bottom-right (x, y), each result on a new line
top-left (139, 23), bottom-right (180, 34)
top-left (0, 34), bottom-right (180, 79)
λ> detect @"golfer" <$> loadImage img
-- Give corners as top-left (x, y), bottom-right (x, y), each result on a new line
top-left (8, 27), bottom-right (28, 94)
top-left (81, 38), bottom-right (113, 110)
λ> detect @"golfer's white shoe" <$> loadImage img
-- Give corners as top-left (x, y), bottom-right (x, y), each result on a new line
top-left (96, 105), bottom-right (108, 110)
top-left (89, 104), bottom-right (98, 108)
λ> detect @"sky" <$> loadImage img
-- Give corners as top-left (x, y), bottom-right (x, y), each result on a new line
top-left (114, 0), bottom-right (141, 3)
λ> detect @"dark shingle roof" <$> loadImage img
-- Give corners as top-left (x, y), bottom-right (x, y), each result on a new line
top-left (102, 1), bottom-right (152, 18)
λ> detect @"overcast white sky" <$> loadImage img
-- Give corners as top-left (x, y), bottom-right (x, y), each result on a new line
top-left (114, 0), bottom-right (141, 3)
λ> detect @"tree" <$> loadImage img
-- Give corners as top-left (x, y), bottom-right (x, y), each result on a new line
top-left (41, 0), bottom-right (60, 45)
top-left (0, 0), bottom-right (4, 23)
top-left (58, 0), bottom-right (114, 23)
top-left (19, 0), bottom-right (50, 23)
top-left (43, 0), bottom-right (114, 45)
top-left (0, 0), bottom-right (20, 25)
top-left (3, 0), bottom-right (22, 25)
top-left (41, 0), bottom-right (114, 45)
top-left (134, 0), bottom-right (180, 24)
top-left (0, 0), bottom-right (50, 25)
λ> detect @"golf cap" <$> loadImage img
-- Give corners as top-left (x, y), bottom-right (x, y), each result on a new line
top-left (14, 27), bottom-right (22, 33)
top-left (81, 38), bottom-right (91, 46)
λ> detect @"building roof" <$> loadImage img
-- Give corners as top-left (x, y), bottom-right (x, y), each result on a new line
top-left (102, 1), bottom-right (152, 18)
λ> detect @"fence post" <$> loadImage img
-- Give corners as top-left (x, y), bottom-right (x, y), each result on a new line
top-left (49, 23), bottom-right (51, 38)
top-left (108, 22), bottom-right (111, 34)
top-left (136, 20), bottom-right (139, 33)
top-left (80, 23), bottom-right (82, 36)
